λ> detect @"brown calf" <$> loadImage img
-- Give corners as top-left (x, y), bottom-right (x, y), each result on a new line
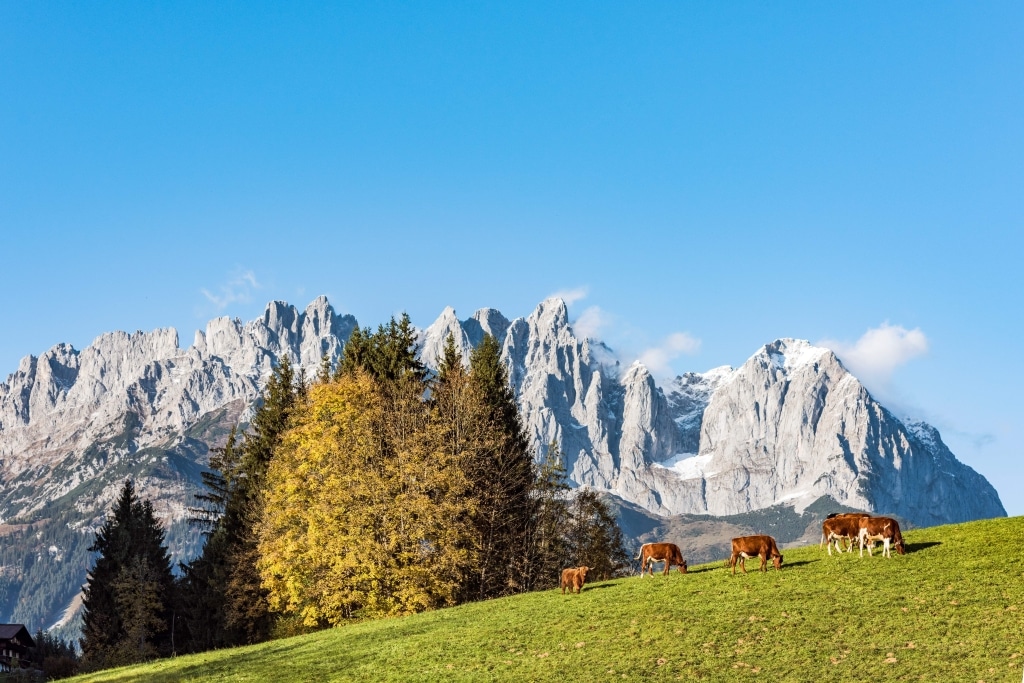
top-left (560, 566), bottom-right (590, 594)
top-left (635, 543), bottom-right (688, 577)
top-left (729, 535), bottom-right (783, 575)
top-left (858, 516), bottom-right (905, 558)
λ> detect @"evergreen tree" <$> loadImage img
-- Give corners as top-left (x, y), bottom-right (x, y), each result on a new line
top-left (80, 480), bottom-right (174, 670)
top-left (567, 490), bottom-right (630, 580)
top-left (339, 314), bottom-right (425, 385)
top-left (111, 557), bottom-right (166, 663)
top-left (336, 326), bottom-right (369, 378)
top-left (221, 354), bottom-right (299, 643)
top-left (464, 334), bottom-right (537, 600)
top-left (177, 429), bottom-right (240, 652)
top-left (524, 439), bottom-right (572, 591)
top-left (179, 356), bottom-right (301, 649)
top-left (31, 629), bottom-right (79, 680)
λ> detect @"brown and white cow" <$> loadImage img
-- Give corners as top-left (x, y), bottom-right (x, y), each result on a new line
top-left (635, 543), bottom-right (687, 577)
top-left (560, 566), bottom-right (590, 594)
top-left (858, 516), bottom-right (905, 558)
top-left (729, 535), bottom-right (783, 575)
top-left (821, 513), bottom-right (871, 555)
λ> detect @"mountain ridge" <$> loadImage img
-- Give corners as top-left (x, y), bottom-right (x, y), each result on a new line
top-left (0, 295), bottom-right (1005, 636)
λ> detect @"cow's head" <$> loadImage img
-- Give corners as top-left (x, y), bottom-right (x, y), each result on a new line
top-left (679, 559), bottom-right (688, 574)
top-left (773, 554), bottom-right (783, 571)
top-left (894, 537), bottom-right (906, 555)
top-left (578, 566), bottom-right (590, 581)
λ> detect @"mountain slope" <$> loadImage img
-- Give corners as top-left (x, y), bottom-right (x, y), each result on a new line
top-left (66, 516), bottom-right (1024, 683)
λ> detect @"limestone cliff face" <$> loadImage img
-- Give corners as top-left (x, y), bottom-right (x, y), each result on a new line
top-left (424, 303), bottom-right (1003, 525)
top-left (0, 296), bottom-right (355, 523)
top-left (660, 339), bottom-right (1004, 524)
top-left (0, 297), bottom-right (1003, 528)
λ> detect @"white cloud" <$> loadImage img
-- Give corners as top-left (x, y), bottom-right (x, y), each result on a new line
top-left (637, 332), bottom-right (702, 377)
top-left (201, 269), bottom-right (261, 311)
top-left (572, 305), bottom-right (612, 340)
top-left (820, 323), bottom-right (928, 387)
top-left (548, 286), bottom-right (589, 306)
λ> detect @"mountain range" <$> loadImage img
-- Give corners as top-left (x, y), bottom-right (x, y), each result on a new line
top-left (0, 296), bottom-right (1004, 639)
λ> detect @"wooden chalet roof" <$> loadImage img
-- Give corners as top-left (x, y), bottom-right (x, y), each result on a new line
top-left (0, 625), bottom-right (34, 647)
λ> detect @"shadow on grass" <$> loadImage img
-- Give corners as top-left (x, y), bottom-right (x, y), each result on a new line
top-left (782, 559), bottom-right (818, 569)
top-left (906, 541), bottom-right (941, 553)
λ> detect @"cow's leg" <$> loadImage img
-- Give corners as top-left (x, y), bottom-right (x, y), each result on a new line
top-left (730, 552), bottom-right (738, 575)
top-left (663, 560), bottom-right (671, 576)
top-left (760, 552), bottom-right (768, 573)
top-left (859, 530), bottom-right (866, 557)
top-left (883, 538), bottom-right (890, 558)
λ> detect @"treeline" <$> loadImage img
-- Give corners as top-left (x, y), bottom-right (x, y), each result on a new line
top-left (0, 514), bottom-right (92, 634)
top-left (75, 318), bottom-right (627, 671)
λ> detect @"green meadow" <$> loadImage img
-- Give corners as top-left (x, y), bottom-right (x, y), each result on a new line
top-left (71, 516), bottom-right (1024, 682)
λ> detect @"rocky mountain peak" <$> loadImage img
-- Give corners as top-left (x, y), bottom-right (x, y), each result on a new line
top-left (420, 306), bottom-right (473, 369)
top-left (530, 297), bottom-right (571, 336)
top-left (465, 308), bottom-right (510, 347)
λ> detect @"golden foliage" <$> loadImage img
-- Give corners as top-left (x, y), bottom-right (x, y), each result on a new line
top-left (257, 370), bottom-right (475, 625)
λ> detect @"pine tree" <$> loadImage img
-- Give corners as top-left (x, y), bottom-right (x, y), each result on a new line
top-left (525, 439), bottom-right (572, 590)
top-left (221, 354), bottom-right (299, 643)
top-left (111, 557), bottom-right (166, 663)
top-left (464, 333), bottom-right (537, 600)
top-left (338, 314), bottom-right (425, 384)
top-left (567, 490), bottom-right (629, 580)
top-left (177, 428), bottom-right (240, 652)
top-left (80, 480), bottom-right (174, 670)
top-left (179, 356), bottom-right (301, 649)
top-left (31, 629), bottom-right (79, 679)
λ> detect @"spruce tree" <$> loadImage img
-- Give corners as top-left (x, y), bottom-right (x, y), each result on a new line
top-left (567, 490), bottom-right (629, 580)
top-left (32, 629), bottom-right (79, 679)
top-left (525, 439), bottom-right (571, 590)
top-left (339, 314), bottom-right (425, 385)
top-left (80, 480), bottom-right (174, 669)
top-left (465, 333), bottom-right (537, 600)
top-left (178, 429), bottom-right (241, 652)
top-left (180, 356), bottom-right (301, 649)
top-left (222, 354), bottom-right (299, 643)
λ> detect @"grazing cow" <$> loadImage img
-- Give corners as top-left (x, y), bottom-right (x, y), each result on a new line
top-left (560, 566), bottom-right (590, 594)
top-left (635, 543), bottom-right (688, 577)
top-left (821, 513), bottom-right (871, 555)
top-left (729, 535), bottom-right (783, 575)
top-left (858, 516), bottom-right (905, 558)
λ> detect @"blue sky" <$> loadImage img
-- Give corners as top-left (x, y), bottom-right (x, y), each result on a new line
top-left (2, 4), bottom-right (1021, 513)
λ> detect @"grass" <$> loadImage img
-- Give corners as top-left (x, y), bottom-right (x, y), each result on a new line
top-left (71, 516), bottom-right (1024, 682)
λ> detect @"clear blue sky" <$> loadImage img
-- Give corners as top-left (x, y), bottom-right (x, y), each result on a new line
top-left (2, 4), bottom-right (1021, 513)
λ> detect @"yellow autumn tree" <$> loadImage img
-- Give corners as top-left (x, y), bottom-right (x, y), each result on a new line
top-left (257, 369), bottom-right (475, 626)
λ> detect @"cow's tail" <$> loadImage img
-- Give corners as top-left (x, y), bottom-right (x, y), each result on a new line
top-left (634, 544), bottom-right (646, 561)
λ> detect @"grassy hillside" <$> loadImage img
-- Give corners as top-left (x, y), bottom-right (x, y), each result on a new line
top-left (71, 516), bottom-right (1024, 682)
